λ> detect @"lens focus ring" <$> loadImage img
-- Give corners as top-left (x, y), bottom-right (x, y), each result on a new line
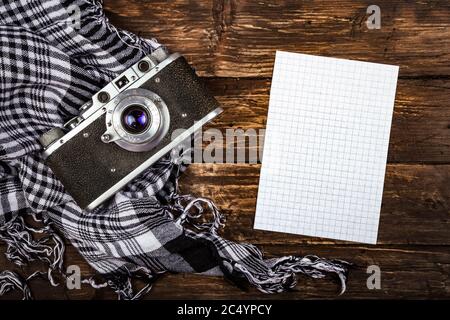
top-left (103, 88), bottom-right (170, 152)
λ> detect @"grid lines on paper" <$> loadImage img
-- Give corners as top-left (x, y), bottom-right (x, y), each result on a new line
top-left (254, 51), bottom-right (399, 244)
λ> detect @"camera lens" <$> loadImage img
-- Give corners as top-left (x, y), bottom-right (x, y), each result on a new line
top-left (121, 105), bottom-right (150, 134)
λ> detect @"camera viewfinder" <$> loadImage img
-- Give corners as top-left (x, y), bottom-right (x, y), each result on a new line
top-left (115, 76), bottom-right (130, 89)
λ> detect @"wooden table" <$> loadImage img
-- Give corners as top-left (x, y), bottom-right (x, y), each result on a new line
top-left (2, 0), bottom-right (449, 299)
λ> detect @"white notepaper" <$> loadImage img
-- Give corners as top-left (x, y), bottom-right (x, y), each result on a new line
top-left (254, 51), bottom-right (399, 244)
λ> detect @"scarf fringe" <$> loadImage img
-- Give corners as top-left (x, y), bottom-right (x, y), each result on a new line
top-left (0, 163), bottom-right (351, 299)
top-left (96, 268), bottom-right (159, 300)
top-left (169, 188), bottom-right (350, 295)
top-left (0, 149), bottom-right (350, 299)
top-left (230, 255), bottom-right (350, 295)
top-left (0, 193), bottom-right (350, 299)
top-left (0, 214), bottom-right (159, 299)
top-left (0, 270), bottom-right (32, 300)
top-left (0, 215), bottom-right (66, 299)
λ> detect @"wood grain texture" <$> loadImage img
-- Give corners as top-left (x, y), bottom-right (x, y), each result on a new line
top-left (1, 165), bottom-right (449, 299)
top-left (180, 164), bottom-right (450, 246)
top-left (205, 78), bottom-right (450, 163)
top-left (1, 0), bottom-right (450, 300)
top-left (1, 243), bottom-right (449, 299)
top-left (103, 0), bottom-right (450, 77)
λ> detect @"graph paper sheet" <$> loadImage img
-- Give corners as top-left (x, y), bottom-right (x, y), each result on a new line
top-left (254, 51), bottom-right (399, 244)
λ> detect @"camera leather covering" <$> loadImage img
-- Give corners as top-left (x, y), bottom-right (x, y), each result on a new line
top-left (46, 56), bottom-right (220, 209)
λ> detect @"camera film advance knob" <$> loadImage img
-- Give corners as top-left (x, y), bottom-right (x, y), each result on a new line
top-left (79, 100), bottom-right (93, 113)
top-left (38, 127), bottom-right (65, 149)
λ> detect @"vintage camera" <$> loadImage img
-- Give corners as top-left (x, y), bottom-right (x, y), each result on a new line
top-left (39, 47), bottom-right (222, 210)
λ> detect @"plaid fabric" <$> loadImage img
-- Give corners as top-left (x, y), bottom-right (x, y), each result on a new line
top-left (0, 0), bottom-right (350, 299)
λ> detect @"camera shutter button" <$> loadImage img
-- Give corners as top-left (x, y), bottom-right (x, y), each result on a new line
top-left (97, 91), bottom-right (110, 103)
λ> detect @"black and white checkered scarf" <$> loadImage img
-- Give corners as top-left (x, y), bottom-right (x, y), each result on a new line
top-left (0, 0), bottom-right (350, 299)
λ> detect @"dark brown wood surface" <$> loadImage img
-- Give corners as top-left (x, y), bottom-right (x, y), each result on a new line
top-left (1, 0), bottom-right (449, 299)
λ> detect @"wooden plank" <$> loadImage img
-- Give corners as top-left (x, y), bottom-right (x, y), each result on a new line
top-left (144, 245), bottom-right (450, 299)
top-left (104, 0), bottom-right (450, 77)
top-left (2, 0), bottom-right (448, 301)
top-left (1, 244), bottom-right (449, 299)
top-left (204, 78), bottom-right (450, 163)
top-left (6, 166), bottom-right (448, 247)
top-left (3, 164), bottom-right (447, 299)
top-left (179, 164), bottom-right (450, 245)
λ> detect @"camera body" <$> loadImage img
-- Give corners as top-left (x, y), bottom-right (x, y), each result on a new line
top-left (40, 47), bottom-right (222, 210)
